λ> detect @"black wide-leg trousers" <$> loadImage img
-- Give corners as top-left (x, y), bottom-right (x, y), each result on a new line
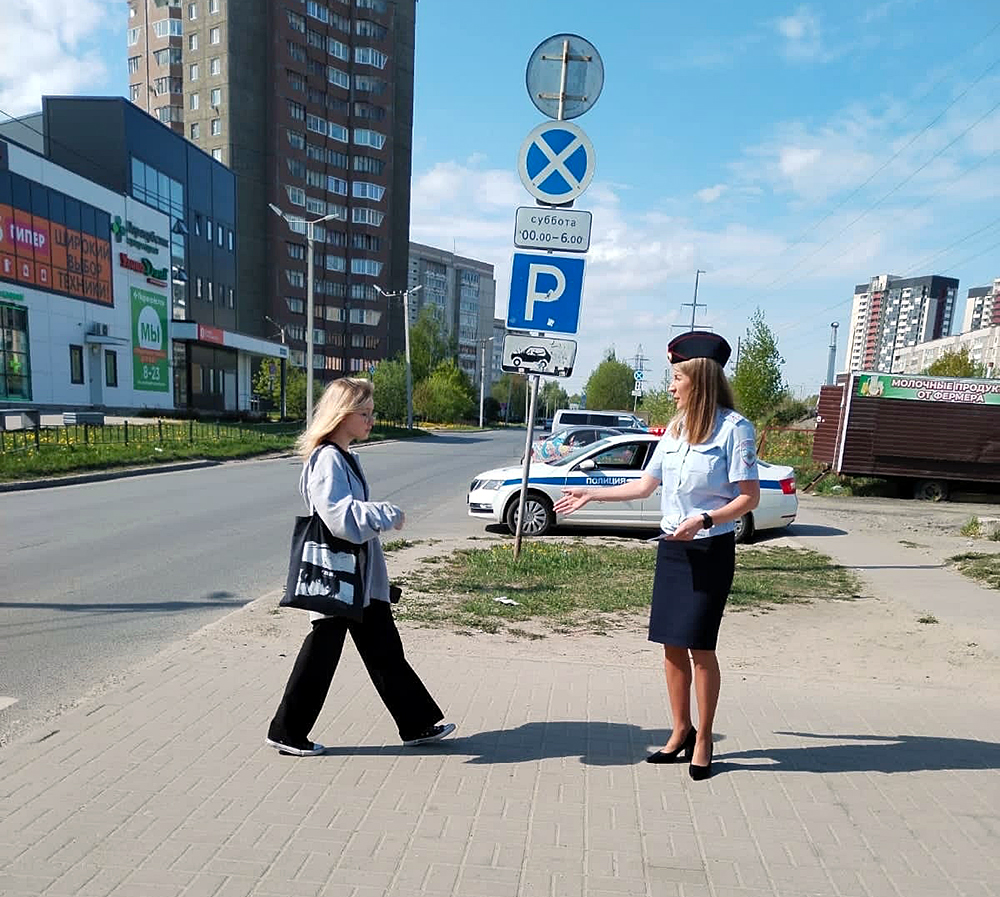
top-left (268, 600), bottom-right (443, 744)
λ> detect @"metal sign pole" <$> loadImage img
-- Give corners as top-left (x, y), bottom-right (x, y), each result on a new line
top-left (513, 374), bottom-right (540, 560)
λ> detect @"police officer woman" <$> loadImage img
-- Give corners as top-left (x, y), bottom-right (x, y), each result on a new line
top-left (553, 332), bottom-right (759, 780)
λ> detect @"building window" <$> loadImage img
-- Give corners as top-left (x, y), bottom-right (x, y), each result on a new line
top-left (209, 0), bottom-right (219, 12)
top-left (351, 206), bottom-right (384, 227)
top-left (326, 176), bottom-right (348, 195)
top-left (287, 242), bottom-right (305, 260)
top-left (287, 185), bottom-right (306, 206)
top-left (356, 19), bottom-right (387, 39)
top-left (190, 122), bottom-right (200, 139)
top-left (228, 288), bottom-right (234, 308)
top-left (130, 84), bottom-right (142, 102)
top-left (127, 55), bottom-right (141, 74)
top-left (212, 148), bottom-right (222, 161)
top-left (288, 100), bottom-right (305, 120)
top-left (218, 225), bottom-right (224, 247)
top-left (105, 351), bottom-right (118, 388)
top-left (328, 122), bottom-right (348, 143)
top-left (327, 66), bottom-right (350, 89)
top-left (210, 87), bottom-right (221, 106)
top-left (286, 297), bottom-right (305, 314)
top-left (154, 76), bottom-right (183, 95)
top-left (190, 62), bottom-right (199, 80)
top-left (127, 27), bottom-right (141, 46)
top-left (354, 47), bottom-right (388, 69)
top-left (208, 282), bottom-right (214, 303)
top-left (287, 68), bottom-right (305, 91)
top-left (155, 106), bottom-right (183, 123)
top-left (190, 92), bottom-right (200, 110)
top-left (306, 113), bottom-right (326, 135)
top-left (307, 0), bottom-right (329, 23)
top-left (188, 2), bottom-right (197, 19)
top-left (352, 232), bottom-right (381, 251)
top-left (307, 28), bottom-right (325, 50)
top-left (207, 219), bottom-right (213, 241)
top-left (211, 118), bottom-right (221, 136)
top-left (325, 255), bottom-right (346, 272)
top-left (154, 19), bottom-right (183, 38)
top-left (351, 258), bottom-right (382, 277)
top-left (194, 214), bottom-right (201, 236)
top-left (352, 154), bottom-right (384, 174)
top-left (352, 181), bottom-right (384, 201)
top-left (154, 47), bottom-right (182, 65)
top-left (287, 9), bottom-right (306, 32)
top-left (354, 74), bottom-right (386, 94)
top-left (70, 345), bottom-right (84, 384)
top-left (210, 57), bottom-right (221, 75)
top-left (189, 33), bottom-right (199, 50)
top-left (286, 270), bottom-right (305, 288)
top-left (210, 26), bottom-right (221, 44)
top-left (356, 0), bottom-right (388, 11)
top-left (328, 37), bottom-right (349, 60)
top-left (288, 158), bottom-right (306, 179)
top-left (305, 168), bottom-right (323, 188)
top-left (287, 40), bottom-right (306, 62)
top-left (306, 196), bottom-right (325, 214)
top-left (196, 277), bottom-right (203, 298)
top-left (353, 128), bottom-right (385, 149)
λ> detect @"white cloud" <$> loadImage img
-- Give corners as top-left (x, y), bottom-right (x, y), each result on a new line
top-left (696, 184), bottom-right (728, 203)
top-left (0, 0), bottom-right (117, 118)
top-left (776, 5), bottom-right (826, 61)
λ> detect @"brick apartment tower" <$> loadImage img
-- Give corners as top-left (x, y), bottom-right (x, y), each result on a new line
top-left (843, 273), bottom-right (959, 372)
top-left (126, 0), bottom-right (414, 377)
top-left (127, 0), bottom-right (186, 133)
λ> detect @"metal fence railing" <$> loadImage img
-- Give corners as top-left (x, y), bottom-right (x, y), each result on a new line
top-left (0, 420), bottom-right (300, 453)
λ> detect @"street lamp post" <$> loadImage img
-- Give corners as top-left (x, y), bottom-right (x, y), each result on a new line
top-left (478, 336), bottom-right (495, 428)
top-left (268, 203), bottom-right (338, 428)
top-left (374, 284), bottom-right (422, 430)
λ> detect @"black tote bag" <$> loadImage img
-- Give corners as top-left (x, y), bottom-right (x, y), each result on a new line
top-left (281, 512), bottom-right (364, 621)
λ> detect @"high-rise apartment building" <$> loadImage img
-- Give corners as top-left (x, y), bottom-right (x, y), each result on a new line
top-left (407, 242), bottom-right (497, 389)
top-left (843, 273), bottom-right (959, 373)
top-left (127, 0), bottom-right (186, 133)
top-left (127, 0), bottom-right (415, 379)
top-left (961, 279), bottom-right (1000, 332)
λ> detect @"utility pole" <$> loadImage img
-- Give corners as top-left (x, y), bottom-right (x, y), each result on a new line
top-left (683, 269), bottom-right (707, 331)
top-left (374, 284), bottom-right (423, 429)
top-left (264, 315), bottom-right (288, 419)
top-left (269, 204), bottom-right (338, 427)
top-left (478, 336), bottom-right (494, 427)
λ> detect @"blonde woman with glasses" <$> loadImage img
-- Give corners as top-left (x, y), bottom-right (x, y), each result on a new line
top-left (267, 377), bottom-right (455, 756)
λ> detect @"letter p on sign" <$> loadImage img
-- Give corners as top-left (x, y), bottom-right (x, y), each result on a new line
top-left (525, 263), bottom-right (565, 322)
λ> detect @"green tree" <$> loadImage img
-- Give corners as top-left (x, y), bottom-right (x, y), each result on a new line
top-left (638, 388), bottom-right (677, 426)
top-left (482, 396), bottom-right (501, 424)
top-left (491, 373), bottom-right (527, 422)
top-left (539, 379), bottom-right (569, 419)
top-left (413, 360), bottom-right (475, 423)
top-left (252, 360), bottom-right (306, 419)
top-left (730, 308), bottom-right (788, 424)
top-left (372, 358), bottom-right (408, 425)
top-left (584, 353), bottom-right (635, 410)
top-left (923, 347), bottom-right (986, 378)
top-left (409, 305), bottom-right (456, 384)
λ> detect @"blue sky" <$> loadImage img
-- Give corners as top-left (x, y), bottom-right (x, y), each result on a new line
top-left (4, 0), bottom-right (1000, 395)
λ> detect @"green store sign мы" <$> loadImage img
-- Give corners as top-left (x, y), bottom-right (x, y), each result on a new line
top-left (131, 286), bottom-right (169, 391)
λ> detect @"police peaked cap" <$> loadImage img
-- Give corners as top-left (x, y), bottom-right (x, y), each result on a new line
top-left (667, 330), bottom-right (732, 367)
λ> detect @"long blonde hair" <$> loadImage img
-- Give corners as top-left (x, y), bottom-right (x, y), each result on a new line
top-left (296, 377), bottom-right (374, 460)
top-left (667, 358), bottom-right (736, 445)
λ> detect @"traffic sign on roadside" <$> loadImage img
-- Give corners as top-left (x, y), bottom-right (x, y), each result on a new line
top-left (506, 251), bottom-right (586, 335)
top-left (502, 334), bottom-right (577, 378)
top-left (634, 369), bottom-right (645, 381)
top-left (517, 121), bottom-right (596, 206)
top-left (525, 34), bottom-right (605, 121)
top-left (514, 207), bottom-right (592, 253)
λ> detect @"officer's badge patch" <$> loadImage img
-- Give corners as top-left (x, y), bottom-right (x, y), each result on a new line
top-left (740, 440), bottom-right (757, 467)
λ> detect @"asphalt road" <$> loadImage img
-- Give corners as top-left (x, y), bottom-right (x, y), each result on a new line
top-left (0, 428), bottom-right (528, 745)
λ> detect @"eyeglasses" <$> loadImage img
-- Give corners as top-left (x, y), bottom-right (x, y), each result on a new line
top-left (355, 410), bottom-right (377, 422)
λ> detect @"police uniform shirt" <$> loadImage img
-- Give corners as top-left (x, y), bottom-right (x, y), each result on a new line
top-left (645, 409), bottom-right (759, 538)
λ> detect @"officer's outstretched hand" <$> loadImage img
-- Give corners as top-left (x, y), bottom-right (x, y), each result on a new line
top-left (553, 488), bottom-right (591, 516)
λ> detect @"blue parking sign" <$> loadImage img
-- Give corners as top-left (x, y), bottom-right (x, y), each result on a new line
top-left (506, 252), bottom-right (585, 335)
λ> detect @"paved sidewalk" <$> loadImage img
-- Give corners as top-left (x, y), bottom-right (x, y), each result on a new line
top-left (2, 518), bottom-right (1000, 896)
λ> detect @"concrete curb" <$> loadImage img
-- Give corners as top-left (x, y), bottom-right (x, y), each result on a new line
top-left (0, 459), bottom-right (227, 492)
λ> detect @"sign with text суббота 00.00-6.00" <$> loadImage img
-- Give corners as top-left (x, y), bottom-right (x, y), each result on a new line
top-left (513, 207), bottom-right (591, 253)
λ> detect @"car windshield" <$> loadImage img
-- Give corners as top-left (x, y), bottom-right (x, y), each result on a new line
top-left (546, 436), bottom-right (616, 467)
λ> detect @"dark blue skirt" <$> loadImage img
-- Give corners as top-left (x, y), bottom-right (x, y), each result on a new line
top-left (648, 532), bottom-right (736, 650)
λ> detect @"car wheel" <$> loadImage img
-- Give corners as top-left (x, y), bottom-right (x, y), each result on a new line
top-left (734, 513), bottom-right (755, 544)
top-left (512, 357), bottom-right (522, 367)
top-left (537, 360), bottom-right (547, 370)
top-left (913, 479), bottom-right (948, 502)
top-left (505, 492), bottom-right (555, 536)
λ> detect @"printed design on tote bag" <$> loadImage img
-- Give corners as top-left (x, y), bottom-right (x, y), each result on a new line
top-left (295, 540), bottom-right (356, 603)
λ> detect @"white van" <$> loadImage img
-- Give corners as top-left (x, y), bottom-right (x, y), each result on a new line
top-left (550, 409), bottom-right (647, 434)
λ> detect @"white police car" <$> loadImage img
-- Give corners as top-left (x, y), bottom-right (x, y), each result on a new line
top-left (468, 433), bottom-right (797, 541)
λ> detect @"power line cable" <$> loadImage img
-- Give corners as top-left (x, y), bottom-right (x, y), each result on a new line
top-left (725, 21), bottom-right (1000, 301)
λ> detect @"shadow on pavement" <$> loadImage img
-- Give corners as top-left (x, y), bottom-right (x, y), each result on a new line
top-left (719, 731), bottom-right (1000, 774)
top-left (317, 720), bottom-right (671, 766)
top-left (0, 591), bottom-right (244, 614)
top-left (786, 523), bottom-right (848, 537)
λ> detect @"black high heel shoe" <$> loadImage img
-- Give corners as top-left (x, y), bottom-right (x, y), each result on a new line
top-left (646, 727), bottom-right (696, 764)
top-left (688, 741), bottom-right (714, 780)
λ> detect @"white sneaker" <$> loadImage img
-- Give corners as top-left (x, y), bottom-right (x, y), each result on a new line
top-left (266, 737), bottom-right (326, 756)
top-left (402, 723), bottom-right (456, 746)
